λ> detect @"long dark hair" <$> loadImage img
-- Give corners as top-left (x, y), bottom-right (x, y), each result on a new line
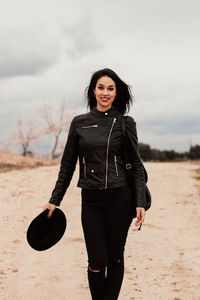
top-left (84, 68), bottom-right (133, 115)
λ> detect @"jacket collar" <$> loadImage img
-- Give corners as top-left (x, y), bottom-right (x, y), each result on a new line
top-left (90, 106), bottom-right (120, 118)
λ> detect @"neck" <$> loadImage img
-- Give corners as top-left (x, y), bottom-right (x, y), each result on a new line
top-left (95, 105), bottom-right (112, 112)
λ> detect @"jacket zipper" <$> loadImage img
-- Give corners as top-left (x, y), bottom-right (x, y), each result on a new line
top-left (83, 156), bottom-right (86, 178)
top-left (105, 118), bottom-right (116, 188)
top-left (81, 125), bottom-right (98, 128)
top-left (114, 155), bottom-right (119, 176)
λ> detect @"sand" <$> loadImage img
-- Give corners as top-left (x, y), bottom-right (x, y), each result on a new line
top-left (0, 161), bottom-right (200, 300)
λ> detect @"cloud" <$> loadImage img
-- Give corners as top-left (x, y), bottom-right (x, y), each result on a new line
top-left (0, 1), bottom-right (103, 77)
top-left (0, 30), bottom-right (60, 77)
top-left (63, 15), bottom-right (103, 60)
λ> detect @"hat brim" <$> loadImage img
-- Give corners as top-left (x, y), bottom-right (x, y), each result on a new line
top-left (26, 208), bottom-right (67, 251)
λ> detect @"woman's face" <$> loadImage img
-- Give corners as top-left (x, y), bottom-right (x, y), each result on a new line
top-left (93, 76), bottom-right (117, 111)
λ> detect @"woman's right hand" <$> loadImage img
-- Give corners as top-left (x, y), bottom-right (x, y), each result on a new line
top-left (42, 203), bottom-right (57, 218)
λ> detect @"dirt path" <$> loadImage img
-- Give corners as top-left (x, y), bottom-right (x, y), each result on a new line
top-left (0, 162), bottom-right (200, 300)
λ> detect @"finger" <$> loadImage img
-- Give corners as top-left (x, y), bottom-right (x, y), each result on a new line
top-left (47, 209), bottom-right (52, 218)
top-left (137, 214), bottom-right (145, 225)
top-left (136, 211), bottom-right (141, 221)
top-left (135, 211), bottom-right (144, 226)
top-left (140, 216), bottom-right (145, 224)
top-left (135, 220), bottom-right (142, 226)
top-left (135, 217), bottom-right (141, 226)
top-left (139, 210), bottom-right (143, 219)
top-left (48, 208), bottom-right (55, 218)
top-left (136, 217), bottom-right (141, 224)
top-left (141, 211), bottom-right (145, 222)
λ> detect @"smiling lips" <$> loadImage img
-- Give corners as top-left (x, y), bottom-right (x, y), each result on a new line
top-left (101, 97), bottom-right (110, 102)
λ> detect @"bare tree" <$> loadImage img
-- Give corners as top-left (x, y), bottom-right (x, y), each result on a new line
top-left (9, 119), bottom-right (42, 156)
top-left (37, 100), bottom-right (78, 159)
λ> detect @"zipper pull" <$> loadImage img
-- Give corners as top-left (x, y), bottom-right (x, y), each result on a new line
top-left (114, 155), bottom-right (119, 176)
top-left (81, 125), bottom-right (98, 128)
top-left (82, 156), bottom-right (86, 179)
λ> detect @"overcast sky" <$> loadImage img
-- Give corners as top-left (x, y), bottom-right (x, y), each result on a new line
top-left (0, 0), bottom-right (200, 152)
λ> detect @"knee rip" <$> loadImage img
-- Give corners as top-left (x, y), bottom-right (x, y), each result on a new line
top-left (88, 266), bottom-right (106, 273)
top-left (113, 259), bottom-right (121, 265)
top-left (110, 259), bottom-right (121, 264)
top-left (89, 267), bottom-right (101, 273)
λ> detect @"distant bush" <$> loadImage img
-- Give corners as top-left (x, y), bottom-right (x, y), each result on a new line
top-left (138, 143), bottom-right (198, 162)
top-left (188, 145), bottom-right (200, 160)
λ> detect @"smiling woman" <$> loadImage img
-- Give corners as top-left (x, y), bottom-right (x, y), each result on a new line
top-left (42, 68), bottom-right (146, 300)
top-left (85, 68), bottom-right (133, 116)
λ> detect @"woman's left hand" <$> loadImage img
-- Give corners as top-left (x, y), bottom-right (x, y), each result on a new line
top-left (135, 207), bottom-right (145, 227)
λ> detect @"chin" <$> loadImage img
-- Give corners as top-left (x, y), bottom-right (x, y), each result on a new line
top-left (101, 101), bottom-right (112, 106)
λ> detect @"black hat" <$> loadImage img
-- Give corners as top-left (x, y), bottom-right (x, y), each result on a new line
top-left (26, 208), bottom-right (67, 251)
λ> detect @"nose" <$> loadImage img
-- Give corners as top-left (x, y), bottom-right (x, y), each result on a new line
top-left (102, 89), bottom-right (108, 95)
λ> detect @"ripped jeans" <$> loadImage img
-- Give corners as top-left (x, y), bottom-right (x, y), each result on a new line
top-left (81, 186), bottom-right (133, 300)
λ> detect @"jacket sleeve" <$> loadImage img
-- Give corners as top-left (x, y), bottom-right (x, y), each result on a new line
top-left (48, 116), bottom-right (79, 206)
top-left (125, 116), bottom-right (146, 208)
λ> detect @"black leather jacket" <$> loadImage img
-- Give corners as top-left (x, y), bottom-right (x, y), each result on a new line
top-left (48, 106), bottom-right (146, 207)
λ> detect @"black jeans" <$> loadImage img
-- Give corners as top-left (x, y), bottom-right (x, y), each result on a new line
top-left (81, 186), bottom-right (133, 300)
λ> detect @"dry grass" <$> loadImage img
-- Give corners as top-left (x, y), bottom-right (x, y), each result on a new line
top-left (194, 164), bottom-right (200, 180)
top-left (0, 152), bottom-right (58, 173)
top-left (193, 164), bottom-right (200, 196)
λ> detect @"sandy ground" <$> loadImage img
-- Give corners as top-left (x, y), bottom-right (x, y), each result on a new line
top-left (0, 161), bottom-right (200, 300)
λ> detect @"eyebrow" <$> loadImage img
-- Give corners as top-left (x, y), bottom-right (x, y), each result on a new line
top-left (97, 84), bottom-right (115, 87)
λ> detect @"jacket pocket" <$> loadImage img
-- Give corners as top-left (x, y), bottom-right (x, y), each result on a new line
top-left (86, 163), bottom-right (99, 177)
top-left (114, 155), bottom-right (119, 176)
top-left (82, 157), bottom-right (99, 180)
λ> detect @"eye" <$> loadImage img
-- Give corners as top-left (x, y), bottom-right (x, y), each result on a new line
top-left (108, 88), bottom-right (114, 91)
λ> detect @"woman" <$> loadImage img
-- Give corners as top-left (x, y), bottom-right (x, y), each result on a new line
top-left (42, 68), bottom-right (146, 300)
